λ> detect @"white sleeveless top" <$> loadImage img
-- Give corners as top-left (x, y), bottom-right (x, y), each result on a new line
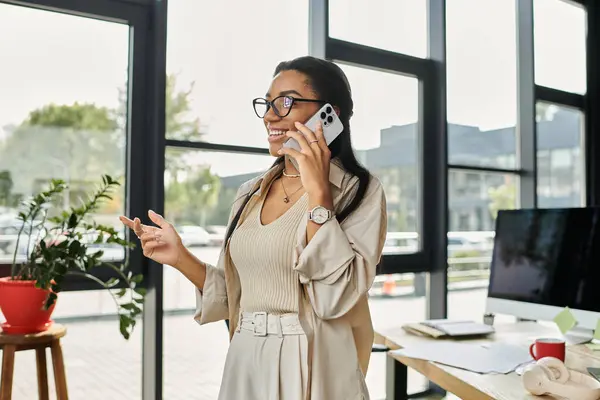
top-left (229, 190), bottom-right (309, 314)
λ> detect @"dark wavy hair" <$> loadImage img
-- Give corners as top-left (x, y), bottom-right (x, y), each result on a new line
top-left (225, 56), bottom-right (372, 243)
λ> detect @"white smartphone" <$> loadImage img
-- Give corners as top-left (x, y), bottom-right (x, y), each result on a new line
top-left (282, 103), bottom-right (344, 152)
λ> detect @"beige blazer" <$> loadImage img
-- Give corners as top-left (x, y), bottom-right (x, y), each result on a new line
top-left (194, 160), bottom-right (387, 400)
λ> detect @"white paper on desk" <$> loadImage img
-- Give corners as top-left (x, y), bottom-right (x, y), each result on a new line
top-left (391, 342), bottom-right (531, 374)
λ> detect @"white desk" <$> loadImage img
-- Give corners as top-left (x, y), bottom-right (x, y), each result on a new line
top-left (375, 322), bottom-right (600, 400)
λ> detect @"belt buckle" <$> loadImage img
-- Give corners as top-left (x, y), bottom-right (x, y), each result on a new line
top-left (253, 312), bottom-right (267, 336)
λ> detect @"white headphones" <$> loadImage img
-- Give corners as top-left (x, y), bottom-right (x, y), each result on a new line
top-left (522, 357), bottom-right (600, 400)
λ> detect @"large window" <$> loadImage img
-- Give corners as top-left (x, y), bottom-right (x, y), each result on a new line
top-left (446, 0), bottom-right (517, 169)
top-left (534, 0), bottom-right (587, 94)
top-left (536, 103), bottom-right (585, 208)
top-left (447, 170), bottom-right (518, 320)
top-left (328, 0), bottom-right (428, 58)
top-left (0, 5), bottom-right (128, 264)
top-left (336, 64), bottom-right (421, 253)
top-left (445, 0), bottom-right (520, 324)
top-left (0, 4), bottom-right (140, 398)
top-left (165, 0), bottom-right (308, 147)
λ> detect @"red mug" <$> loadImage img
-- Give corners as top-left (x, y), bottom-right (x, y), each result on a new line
top-left (529, 338), bottom-right (566, 362)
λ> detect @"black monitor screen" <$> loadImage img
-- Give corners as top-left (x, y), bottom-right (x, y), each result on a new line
top-left (488, 208), bottom-right (600, 312)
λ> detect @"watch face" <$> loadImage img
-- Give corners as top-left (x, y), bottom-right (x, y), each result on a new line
top-left (311, 207), bottom-right (329, 224)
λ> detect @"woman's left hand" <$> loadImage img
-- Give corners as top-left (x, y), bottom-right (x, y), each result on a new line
top-left (278, 121), bottom-right (331, 199)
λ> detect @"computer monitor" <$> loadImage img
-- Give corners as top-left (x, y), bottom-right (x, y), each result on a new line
top-left (485, 207), bottom-right (600, 336)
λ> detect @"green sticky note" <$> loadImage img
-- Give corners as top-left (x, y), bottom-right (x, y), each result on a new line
top-left (553, 307), bottom-right (577, 335)
top-left (586, 343), bottom-right (600, 351)
top-left (594, 319), bottom-right (600, 341)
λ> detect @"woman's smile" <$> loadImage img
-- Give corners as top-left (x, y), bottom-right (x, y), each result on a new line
top-left (267, 125), bottom-right (290, 143)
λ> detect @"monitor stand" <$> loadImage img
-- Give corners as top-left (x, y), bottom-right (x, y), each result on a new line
top-left (563, 326), bottom-right (596, 345)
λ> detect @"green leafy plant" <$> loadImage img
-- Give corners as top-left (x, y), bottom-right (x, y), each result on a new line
top-left (9, 175), bottom-right (144, 339)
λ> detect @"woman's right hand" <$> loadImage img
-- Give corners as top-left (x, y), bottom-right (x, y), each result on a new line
top-left (119, 210), bottom-right (184, 267)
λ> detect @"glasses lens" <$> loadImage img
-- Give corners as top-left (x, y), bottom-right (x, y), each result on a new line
top-left (253, 99), bottom-right (269, 118)
top-left (272, 96), bottom-right (293, 117)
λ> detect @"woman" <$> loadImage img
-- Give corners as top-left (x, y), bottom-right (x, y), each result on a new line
top-left (120, 56), bottom-right (387, 400)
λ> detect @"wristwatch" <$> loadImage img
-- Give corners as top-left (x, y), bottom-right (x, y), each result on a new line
top-left (308, 206), bottom-right (334, 225)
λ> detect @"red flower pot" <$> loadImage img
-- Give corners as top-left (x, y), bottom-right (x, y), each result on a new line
top-left (0, 277), bottom-right (55, 334)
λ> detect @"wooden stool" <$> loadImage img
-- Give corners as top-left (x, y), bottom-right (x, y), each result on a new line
top-left (0, 324), bottom-right (68, 400)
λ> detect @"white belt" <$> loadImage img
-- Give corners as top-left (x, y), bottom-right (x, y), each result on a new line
top-left (238, 311), bottom-right (304, 337)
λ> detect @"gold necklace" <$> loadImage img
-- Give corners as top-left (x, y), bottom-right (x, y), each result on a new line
top-left (283, 169), bottom-right (301, 178)
top-left (281, 178), bottom-right (304, 203)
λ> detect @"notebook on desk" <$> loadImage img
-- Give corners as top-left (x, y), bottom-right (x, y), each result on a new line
top-left (403, 319), bottom-right (495, 339)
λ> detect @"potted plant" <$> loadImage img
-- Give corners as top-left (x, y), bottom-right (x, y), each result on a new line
top-left (0, 175), bottom-right (145, 339)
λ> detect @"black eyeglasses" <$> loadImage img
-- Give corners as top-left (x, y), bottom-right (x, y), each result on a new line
top-left (252, 95), bottom-right (327, 118)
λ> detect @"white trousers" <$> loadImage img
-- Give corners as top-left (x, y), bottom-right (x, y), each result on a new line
top-left (218, 312), bottom-right (308, 400)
